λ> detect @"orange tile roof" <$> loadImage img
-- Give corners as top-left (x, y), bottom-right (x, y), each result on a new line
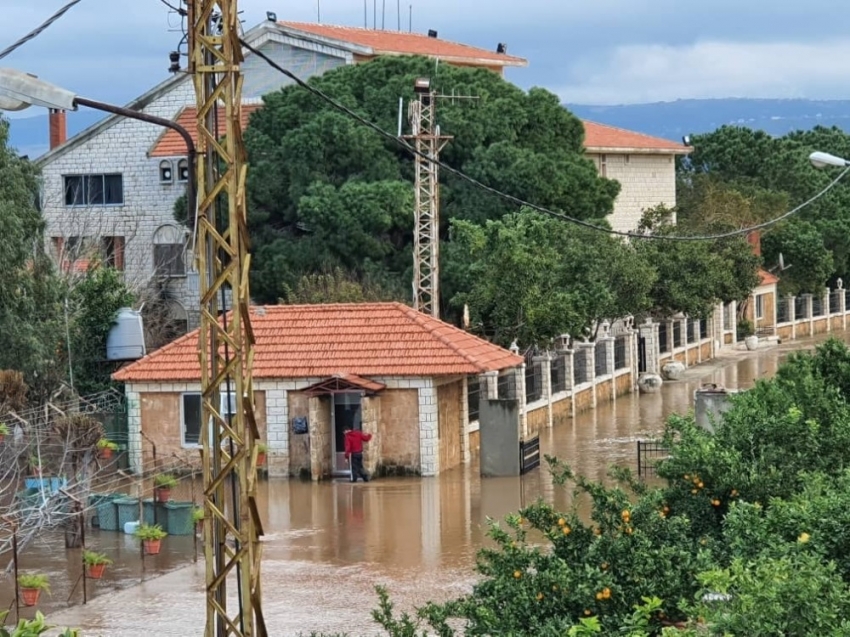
top-left (149, 105), bottom-right (262, 158)
top-left (583, 120), bottom-right (691, 154)
top-left (278, 22), bottom-right (527, 67)
top-left (758, 268), bottom-right (779, 286)
top-left (113, 303), bottom-right (523, 383)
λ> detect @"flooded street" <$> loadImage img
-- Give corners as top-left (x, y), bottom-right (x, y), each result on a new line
top-left (37, 335), bottom-right (842, 635)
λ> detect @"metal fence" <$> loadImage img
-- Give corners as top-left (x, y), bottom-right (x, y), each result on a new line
top-left (525, 352), bottom-right (542, 403)
top-left (658, 322), bottom-right (670, 353)
top-left (795, 296), bottom-right (807, 320)
top-left (497, 371), bottom-right (514, 399)
top-left (614, 336), bottom-right (627, 370)
top-left (551, 355), bottom-right (567, 393)
top-left (520, 437), bottom-right (541, 474)
top-left (637, 440), bottom-right (670, 479)
top-left (699, 318), bottom-right (708, 340)
top-left (574, 348), bottom-right (589, 384)
top-left (812, 295), bottom-right (824, 317)
top-left (777, 298), bottom-right (789, 323)
top-left (467, 375), bottom-right (480, 422)
top-left (687, 319), bottom-right (697, 344)
top-left (673, 321), bottom-right (683, 348)
top-left (831, 290), bottom-right (842, 314)
top-left (595, 342), bottom-right (608, 376)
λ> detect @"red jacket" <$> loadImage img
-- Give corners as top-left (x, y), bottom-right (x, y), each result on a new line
top-left (344, 430), bottom-right (372, 457)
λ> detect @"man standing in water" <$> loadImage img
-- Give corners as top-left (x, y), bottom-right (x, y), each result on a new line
top-left (343, 426), bottom-right (372, 483)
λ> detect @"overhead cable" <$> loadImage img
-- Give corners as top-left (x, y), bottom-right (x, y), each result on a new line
top-left (0, 0), bottom-right (83, 61)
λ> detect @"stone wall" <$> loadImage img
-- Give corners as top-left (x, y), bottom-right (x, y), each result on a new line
top-left (378, 389), bottom-right (421, 474)
top-left (436, 379), bottom-right (463, 473)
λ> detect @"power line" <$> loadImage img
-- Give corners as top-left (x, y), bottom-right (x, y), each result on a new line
top-left (238, 37), bottom-right (850, 243)
top-left (0, 0), bottom-right (84, 61)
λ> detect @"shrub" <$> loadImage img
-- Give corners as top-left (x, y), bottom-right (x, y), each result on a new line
top-left (82, 550), bottom-right (112, 566)
top-left (17, 573), bottom-right (49, 592)
top-left (154, 473), bottom-right (178, 489)
top-left (134, 524), bottom-right (167, 541)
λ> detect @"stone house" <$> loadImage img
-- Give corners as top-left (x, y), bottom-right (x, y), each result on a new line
top-left (582, 121), bottom-right (691, 233)
top-left (34, 20), bottom-right (527, 334)
top-left (111, 302), bottom-right (522, 479)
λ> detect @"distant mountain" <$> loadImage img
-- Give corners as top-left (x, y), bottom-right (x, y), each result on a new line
top-left (567, 99), bottom-right (850, 142)
top-left (5, 110), bottom-right (105, 158)
top-left (8, 98), bottom-right (850, 159)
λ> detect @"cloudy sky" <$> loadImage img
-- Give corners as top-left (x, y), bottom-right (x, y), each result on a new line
top-left (1, 0), bottom-right (849, 116)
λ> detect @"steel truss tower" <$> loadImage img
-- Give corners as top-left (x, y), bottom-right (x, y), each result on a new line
top-left (188, 1), bottom-right (266, 635)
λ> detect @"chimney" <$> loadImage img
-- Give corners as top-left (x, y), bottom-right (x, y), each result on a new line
top-left (49, 109), bottom-right (67, 150)
top-left (746, 230), bottom-right (761, 257)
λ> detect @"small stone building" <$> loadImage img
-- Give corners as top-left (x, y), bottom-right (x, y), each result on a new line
top-left (112, 303), bottom-right (522, 479)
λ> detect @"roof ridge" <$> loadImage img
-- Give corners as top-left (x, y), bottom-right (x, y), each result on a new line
top-left (113, 323), bottom-right (199, 380)
top-left (582, 119), bottom-right (688, 148)
top-left (395, 302), bottom-right (490, 373)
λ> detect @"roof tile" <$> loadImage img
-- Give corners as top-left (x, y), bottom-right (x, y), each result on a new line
top-left (583, 120), bottom-right (691, 153)
top-left (278, 22), bottom-right (527, 67)
top-left (149, 105), bottom-right (262, 158)
top-left (113, 303), bottom-right (523, 383)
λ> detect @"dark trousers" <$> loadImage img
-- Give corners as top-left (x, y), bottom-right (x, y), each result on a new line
top-left (349, 453), bottom-right (369, 482)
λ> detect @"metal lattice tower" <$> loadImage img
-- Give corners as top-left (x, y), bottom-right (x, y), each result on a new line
top-left (406, 84), bottom-right (451, 318)
top-left (188, 1), bottom-right (266, 635)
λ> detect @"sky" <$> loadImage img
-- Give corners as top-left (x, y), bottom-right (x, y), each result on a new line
top-left (1, 0), bottom-right (850, 119)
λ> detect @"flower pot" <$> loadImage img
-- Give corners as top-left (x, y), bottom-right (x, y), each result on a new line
top-left (86, 563), bottom-right (107, 579)
top-left (155, 487), bottom-right (171, 503)
top-left (143, 538), bottom-right (162, 555)
top-left (744, 335), bottom-right (759, 351)
top-left (257, 452), bottom-right (266, 467)
top-left (0, 434), bottom-right (5, 444)
top-left (20, 588), bottom-right (40, 607)
top-left (98, 448), bottom-right (114, 460)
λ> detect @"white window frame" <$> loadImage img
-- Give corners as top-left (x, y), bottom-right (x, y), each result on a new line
top-left (181, 392), bottom-right (202, 448)
top-left (181, 390), bottom-right (236, 448)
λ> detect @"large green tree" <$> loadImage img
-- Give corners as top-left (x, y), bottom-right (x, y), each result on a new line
top-left (685, 125), bottom-right (850, 293)
top-left (244, 56), bottom-right (619, 307)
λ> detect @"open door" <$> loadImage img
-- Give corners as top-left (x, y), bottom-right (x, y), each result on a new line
top-left (332, 393), bottom-right (362, 475)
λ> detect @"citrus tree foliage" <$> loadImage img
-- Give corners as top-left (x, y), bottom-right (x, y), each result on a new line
top-left (336, 338), bottom-right (850, 635)
top-left (244, 56), bottom-right (619, 306)
top-left (446, 211), bottom-right (655, 346)
top-left (684, 125), bottom-right (850, 293)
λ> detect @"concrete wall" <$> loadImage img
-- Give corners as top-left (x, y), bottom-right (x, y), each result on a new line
top-left (586, 152), bottom-right (677, 233)
top-left (479, 399), bottom-right (521, 477)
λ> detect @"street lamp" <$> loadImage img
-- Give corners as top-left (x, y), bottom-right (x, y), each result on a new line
top-left (810, 151), bottom-right (850, 169)
top-left (0, 68), bottom-right (196, 216)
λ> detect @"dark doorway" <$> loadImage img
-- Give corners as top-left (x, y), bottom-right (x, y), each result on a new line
top-left (332, 393), bottom-right (363, 474)
top-left (638, 336), bottom-right (647, 374)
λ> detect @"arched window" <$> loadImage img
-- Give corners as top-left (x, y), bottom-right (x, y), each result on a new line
top-left (177, 158), bottom-right (189, 182)
top-left (152, 224), bottom-right (186, 277)
top-left (159, 160), bottom-right (174, 183)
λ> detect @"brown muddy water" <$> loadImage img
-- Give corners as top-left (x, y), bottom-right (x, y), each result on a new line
top-left (22, 335), bottom-right (849, 635)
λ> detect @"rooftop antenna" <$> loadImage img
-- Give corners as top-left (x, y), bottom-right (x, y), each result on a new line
top-left (409, 4), bottom-right (412, 32)
top-left (373, 0), bottom-right (377, 28)
top-left (364, 0), bottom-right (367, 27)
top-left (382, 0), bottom-right (386, 29)
top-left (397, 0), bottom-right (400, 30)
top-left (317, 0), bottom-right (321, 22)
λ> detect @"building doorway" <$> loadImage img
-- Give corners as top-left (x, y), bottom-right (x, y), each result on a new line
top-left (332, 393), bottom-right (362, 475)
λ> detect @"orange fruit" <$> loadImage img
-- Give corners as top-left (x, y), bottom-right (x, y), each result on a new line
top-left (595, 592), bottom-right (603, 601)
top-left (712, 499), bottom-right (721, 507)
top-left (513, 570), bottom-right (522, 579)
top-left (558, 518), bottom-right (566, 526)
top-left (691, 489), bottom-right (698, 495)
top-left (584, 609), bottom-right (592, 616)
top-left (602, 587), bottom-right (611, 599)
top-left (536, 592), bottom-right (544, 601)
top-left (562, 526), bottom-right (571, 535)
top-left (600, 562), bottom-right (608, 570)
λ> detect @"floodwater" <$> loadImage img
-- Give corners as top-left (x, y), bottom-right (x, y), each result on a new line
top-left (28, 335), bottom-right (849, 635)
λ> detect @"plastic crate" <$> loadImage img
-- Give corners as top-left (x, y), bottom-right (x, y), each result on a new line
top-left (113, 497), bottom-right (140, 529)
top-left (164, 501), bottom-right (194, 536)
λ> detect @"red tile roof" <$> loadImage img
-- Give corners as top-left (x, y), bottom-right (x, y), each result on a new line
top-left (149, 105), bottom-right (262, 158)
top-left (278, 22), bottom-right (527, 67)
top-left (113, 303), bottom-right (523, 383)
top-left (758, 268), bottom-right (779, 286)
top-left (583, 120), bottom-right (691, 154)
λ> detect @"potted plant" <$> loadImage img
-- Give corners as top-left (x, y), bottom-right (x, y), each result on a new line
top-left (192, 507), bottom-right (205, 534)
top-left (96, 438), bottom-right (119, 460)
top-left (0, 422), bottom-right (9, 443)
top-left (82, 550), bottom-right (113, 579)
top-left (134, 524), bottom-right (168, 555)
top-left (17, 573), bottom-right (49, 607)
top-left (153, 473), bottom-right (177, 503)
top-left (257, 443), bottom-right (268, 467)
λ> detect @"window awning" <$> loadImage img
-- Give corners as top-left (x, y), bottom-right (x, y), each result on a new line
top-left (303, 373), bottom-right (386, 397)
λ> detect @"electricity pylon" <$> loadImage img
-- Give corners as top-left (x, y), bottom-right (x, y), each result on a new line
top-left (187, 1), bottom-right (266, 635)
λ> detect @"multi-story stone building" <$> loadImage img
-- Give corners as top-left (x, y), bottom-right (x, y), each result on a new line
top-left (36, 19), bottom-right (527, 335)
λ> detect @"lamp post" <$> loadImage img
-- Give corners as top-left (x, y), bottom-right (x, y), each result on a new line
top-left (0, 68), bottom-right (196, 216)
top-left (810, 151), bottom-right (850, 169)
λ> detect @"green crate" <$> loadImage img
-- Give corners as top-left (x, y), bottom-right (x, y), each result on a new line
top-left (164, 501), bottom-right (194, 536)
top-left (95, 499), bottom-right (119, 531)
top-left (113, 497), bottom-right (140, 529)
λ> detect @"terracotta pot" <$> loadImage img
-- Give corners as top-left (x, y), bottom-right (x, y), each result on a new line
top-left (98, 448), bottom-right (113, 460)
top-left (86, 563), bottom-right (107, 579)
top-left (20, 588), bottom-right (40, 607)
top-left (257, 452), bottom-right (266, 467)
top-left (143, 539), bottom-right (162, 555)
top-left (0, 434), bottom-right (5, 444)
top-left (155, 487), bottom-right (171, 503)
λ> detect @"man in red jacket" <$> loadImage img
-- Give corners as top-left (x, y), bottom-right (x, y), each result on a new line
top-left (343, 426), bottom-right (373, 483)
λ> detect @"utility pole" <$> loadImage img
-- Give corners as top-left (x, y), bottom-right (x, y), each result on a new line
top-left (403, 79), bottom-right (477, 318)
top-left (187, 1), bottom-right (265, 636)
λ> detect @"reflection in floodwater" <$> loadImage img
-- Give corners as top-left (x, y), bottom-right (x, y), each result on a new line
top-left (42, 335), bottom-right (846, 635)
